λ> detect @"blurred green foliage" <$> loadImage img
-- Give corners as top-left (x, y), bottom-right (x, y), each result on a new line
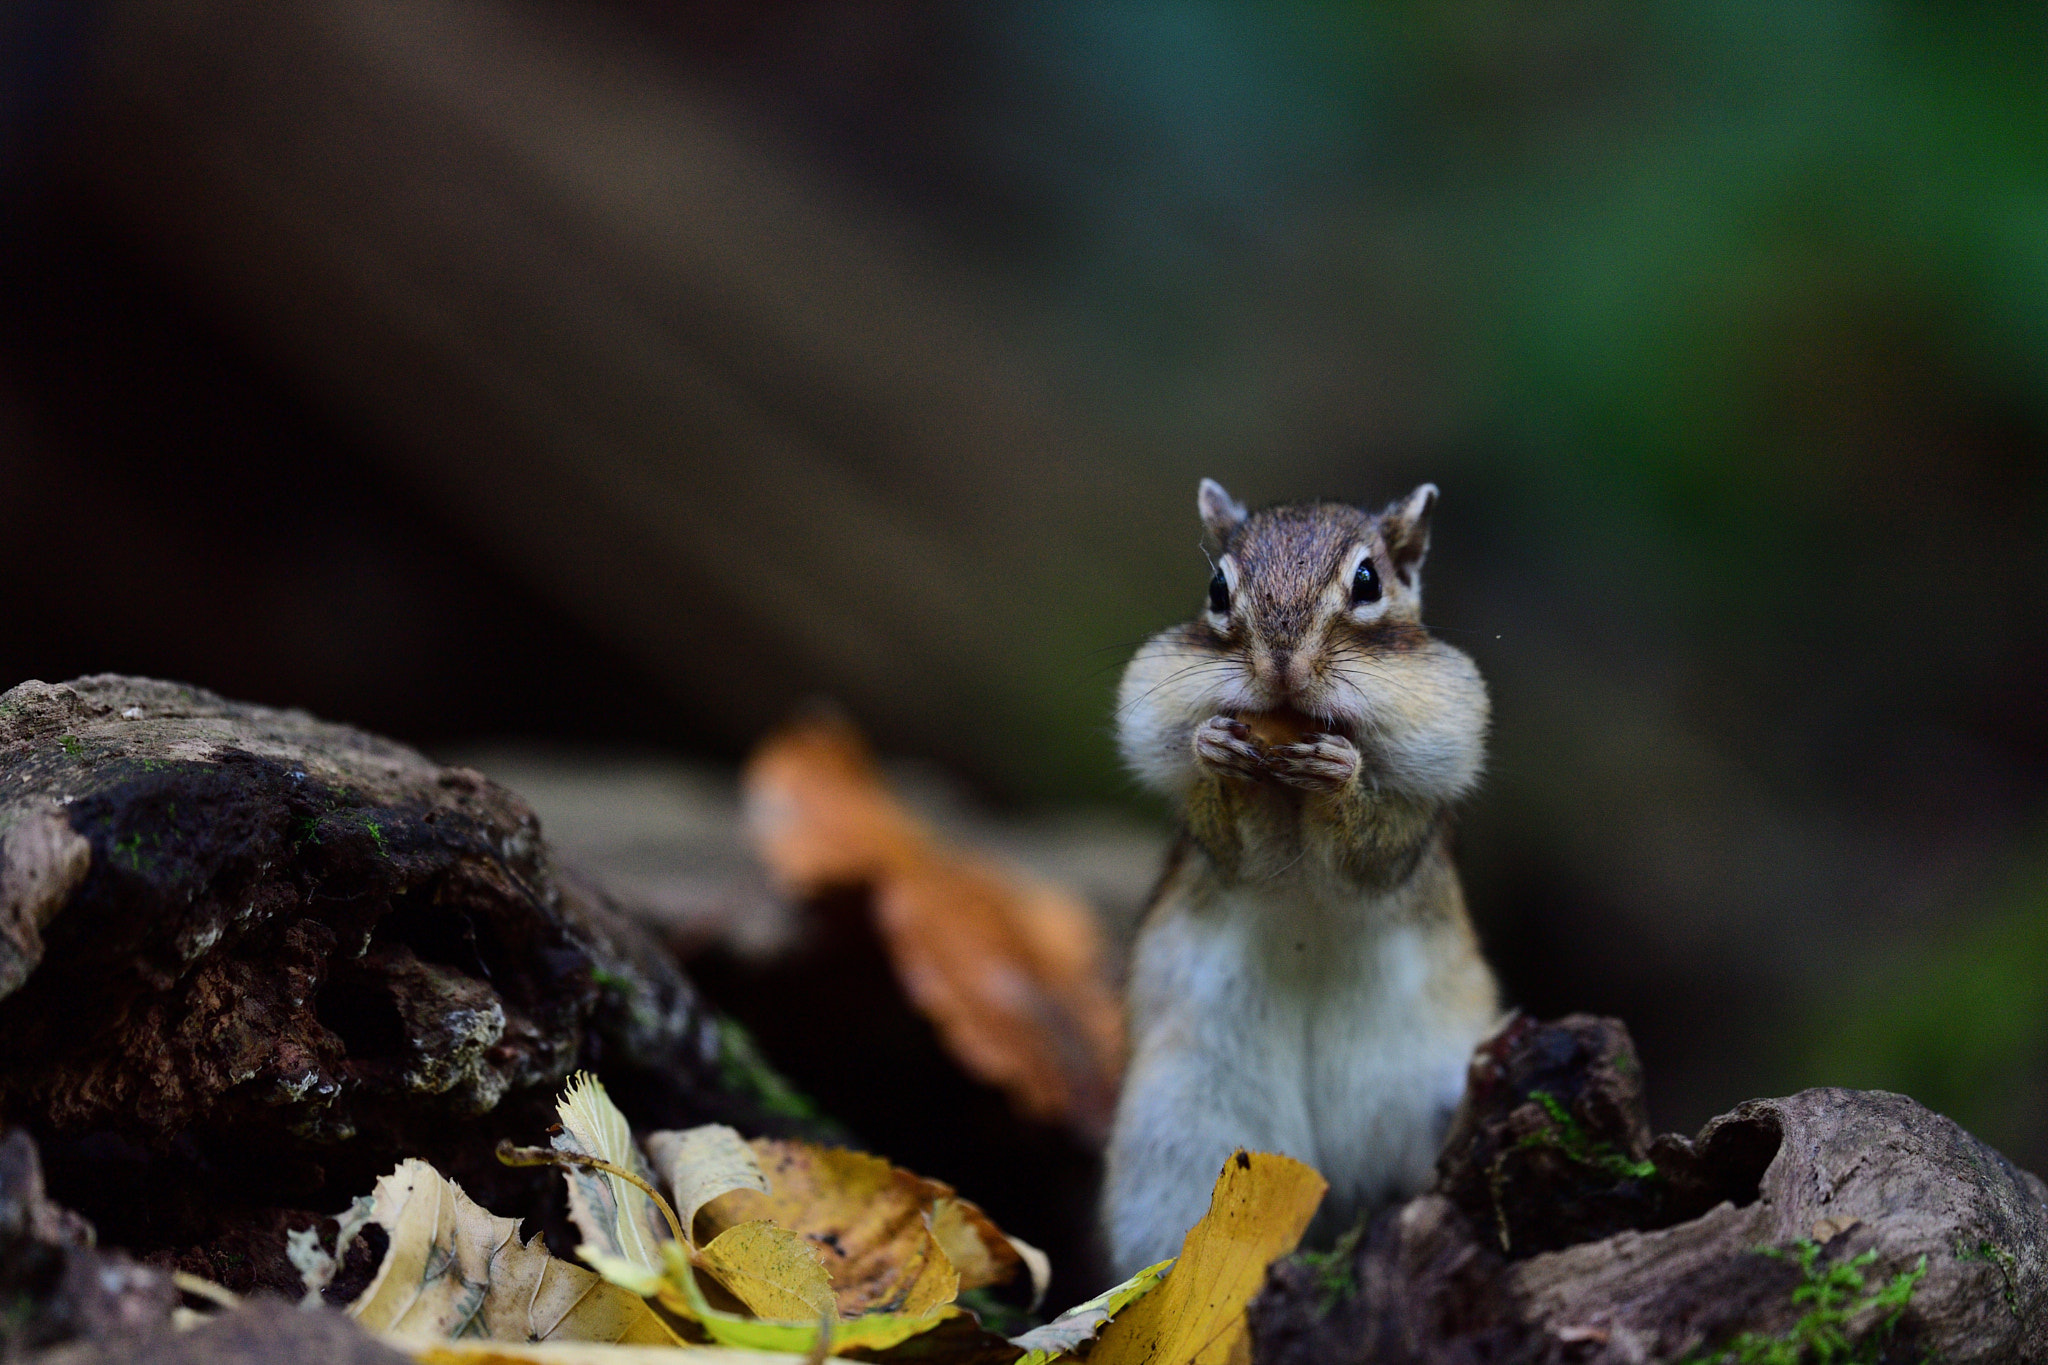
top-left (1804, 836), bottom-right (2048, 1157)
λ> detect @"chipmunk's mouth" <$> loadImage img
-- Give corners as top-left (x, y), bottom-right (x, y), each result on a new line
top-left (1231, 706), bottom-right (1336, 749)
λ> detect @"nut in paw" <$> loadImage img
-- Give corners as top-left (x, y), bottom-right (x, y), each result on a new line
top-left (1194, 715), bottom-right (1267, 779)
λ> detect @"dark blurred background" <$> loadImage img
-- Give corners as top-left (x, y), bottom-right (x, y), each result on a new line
top-left (4, 0), bottom-right (2046, 1185)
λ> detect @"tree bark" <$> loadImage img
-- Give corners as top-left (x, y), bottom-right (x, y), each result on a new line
top-left (1251, 1015), bottom-right (2048, 1364)
top-left (0, 674), bottom-right (811, 1295)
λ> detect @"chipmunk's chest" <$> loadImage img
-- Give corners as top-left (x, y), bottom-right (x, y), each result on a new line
top-left (1127, 875), bottom-right (1481, 1207)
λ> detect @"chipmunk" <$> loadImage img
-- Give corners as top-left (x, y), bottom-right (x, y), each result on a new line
top-left (1101, 479), bottom-right (1500, 1276)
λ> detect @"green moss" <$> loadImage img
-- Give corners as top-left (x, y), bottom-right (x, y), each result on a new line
top-left (716, 1017), bottom-right (822, 1123)
top-left (286, 809), bottom-right (388, 854)
top-left (588, 965), bottom-right (634, 995)
top-left (1488, 1090), bottom-right (1662, 1251)
top-left (1955, 1237), bottom-right (2020, 1318)
top-left (58, 735), bottom-right (80, 758)
top-left (1294, 1218), bottom-right (1366, 1314)
top-left (1519, 1090), bottom-right (1658, 1181)
top-left (112, 831), bottom-right (154, 872)
top-left (1685, 1240), bottom-right (1926, 1365)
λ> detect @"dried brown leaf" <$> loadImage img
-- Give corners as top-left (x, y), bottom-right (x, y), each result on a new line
top-left (742, 714), bottom-right (1124, 1138)
top-left (644, 1123), bottom-right (771, 1244)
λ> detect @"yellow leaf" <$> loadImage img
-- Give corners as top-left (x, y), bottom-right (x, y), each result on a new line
top-left (1088, 1151), bottom-right (1327, 1365)
top-left (391, 1340), bottom-right (808, 1363)
top-left (554, 1073), bottom-right (668, 1275)
top-left (897, 1221), bottom-right (959, 1317)
top-left (697, 1220), bottom-right (837, 1322)
top-left (347, 1159), bottom-right (677, 1346)
top-left (584, 1239), bottom-right (956, 1355)
top-left (702, 1140), bottom-right (965, 1317)
top-left (1010, 1258), bottom-right (1172, 1365)
top-left (644, 1123), bottom-right (770, 1245)
top-left (928, 1195), bottom-right (1043, 1301)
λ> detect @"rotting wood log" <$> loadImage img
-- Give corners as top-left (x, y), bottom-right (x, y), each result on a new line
top-left (1250, 1014), bottom-right (2048, 1364)
top-left (35, 1296), bottom-right (416, 1365)
top-left (0, 674), bottom-right (818, 1296)
top-left (0, 1127), bottom-right (178, 1357)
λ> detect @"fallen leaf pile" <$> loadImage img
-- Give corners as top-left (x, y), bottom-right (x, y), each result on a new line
top-left (741, 713), bottom-right (1126, 1141)
top-left (264, 1072), bottom-right (1324, 1364)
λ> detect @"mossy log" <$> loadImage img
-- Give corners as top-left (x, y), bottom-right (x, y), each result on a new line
top-left (0, 675), bottom-right (809, 1295)
top-left (1250, 1015), bottom-right (2048, 1364)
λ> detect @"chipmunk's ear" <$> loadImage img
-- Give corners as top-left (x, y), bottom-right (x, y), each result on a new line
top-left (1380, 483), bottom-right (1438, 587)
top-left (1198, 478), bottom-right (1248, 540)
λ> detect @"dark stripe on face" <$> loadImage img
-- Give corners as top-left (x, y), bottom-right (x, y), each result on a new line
top-left (1335, 617), bottom-right (1430, 654)
top-left (1170, 621), bottom-right (1234, 653)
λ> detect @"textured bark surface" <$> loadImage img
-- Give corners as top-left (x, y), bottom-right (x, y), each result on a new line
top-left (1251, 1015), bottom-right (2048, 1364)
top-left (0, 675), bottom-right (812, 1295)
top-left (33, 1297), bottom-right (414, 1365)
top-left (0, 1127), bottom-right (178, 1357)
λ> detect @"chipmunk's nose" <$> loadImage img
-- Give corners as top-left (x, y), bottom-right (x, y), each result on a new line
top-left (1255, 647), bottom-right (1293, 697)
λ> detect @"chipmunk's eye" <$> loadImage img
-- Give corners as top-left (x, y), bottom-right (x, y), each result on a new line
top-left (1207, 569), bottom-right (1230, 614)
top-left (1351, 558), bottom-right (1382, 605)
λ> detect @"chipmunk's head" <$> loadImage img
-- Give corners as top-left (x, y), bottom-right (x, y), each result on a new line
top-left (1117, 479), bottom-right (1489, 803)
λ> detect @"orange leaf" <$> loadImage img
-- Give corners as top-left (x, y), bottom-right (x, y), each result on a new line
top-left (741, 710), bottom-right (925, 891)
top-left (741, 713), bottom-right (1124, 1139)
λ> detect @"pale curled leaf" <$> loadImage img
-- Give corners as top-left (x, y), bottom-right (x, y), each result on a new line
top-left (349, 1158), bottom-right (676, 1345)
top-left (1008, 1234), bottom-right (1053, 1312)
top-left (285, 1227), bottom-right (334, 1305)
top-left (291, 1193), bottom-right (376, 1306)
top-left (698, 1220), bottom-right (837, 1322)
top-left (644, 1123), bottom-right (769, 1245)
top-left (1009, 1258), bottom-right (1171, 1365)
top-left (1089, 1151), bottom-right (1327, 1365)
top-left (554, 1073), bottom-right (668, 1275)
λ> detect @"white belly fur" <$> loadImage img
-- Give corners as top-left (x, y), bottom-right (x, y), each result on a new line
top-left (1101, 873), bottom-right (1495, 1275)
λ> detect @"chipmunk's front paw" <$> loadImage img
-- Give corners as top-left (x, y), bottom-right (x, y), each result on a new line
top-left (1193, 715), bottom-right (1266, 780)
top-left (1266, 733), bottom-right (1360, 792)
